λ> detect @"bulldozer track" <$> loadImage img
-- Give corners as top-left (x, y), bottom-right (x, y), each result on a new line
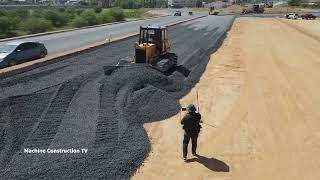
top-left (23, 76), bottom-right (87, 149)
top-left (0, 92), bottom-right (52, 167)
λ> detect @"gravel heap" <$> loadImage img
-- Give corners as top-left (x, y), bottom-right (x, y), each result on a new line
top-left (0, 16), bottom-right (235, 179)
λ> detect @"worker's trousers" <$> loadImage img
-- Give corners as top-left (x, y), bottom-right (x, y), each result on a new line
top-left (182, 131), bottom-right (198, 158)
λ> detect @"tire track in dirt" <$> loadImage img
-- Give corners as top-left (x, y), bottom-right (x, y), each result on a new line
top-left (277, 18), bottom-right (320, 42)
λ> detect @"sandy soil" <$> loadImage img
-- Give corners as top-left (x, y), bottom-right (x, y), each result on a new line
top-left (216, 5), bottom-right (306, 14)
top-left (132, 18), bottom-right (320, 180)
top-left (279, 18), bottom-right (320, 40)
top-left (264, 7), bottom-right (306, 13)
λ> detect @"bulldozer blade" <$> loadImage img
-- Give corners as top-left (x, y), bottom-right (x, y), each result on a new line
top-left (103, 66), bottom-right (120, 76)
top-left (175, 65), bottom-right (190, 77)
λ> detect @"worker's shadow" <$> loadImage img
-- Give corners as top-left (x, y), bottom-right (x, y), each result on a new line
top-left (186, 155), bottom-right (230, 172)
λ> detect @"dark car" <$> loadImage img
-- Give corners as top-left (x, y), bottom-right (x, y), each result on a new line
top-left (0, 41), bottom-right (47, 68)
top-left (188, 11), bottom-right (193, 15)
top-left (301, 14), bottom-right (317, 20)
top-left (174, 11), bottom-right (182, 16)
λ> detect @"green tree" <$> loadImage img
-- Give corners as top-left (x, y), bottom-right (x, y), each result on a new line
top-left (288, 0), bottom-right (301, 6)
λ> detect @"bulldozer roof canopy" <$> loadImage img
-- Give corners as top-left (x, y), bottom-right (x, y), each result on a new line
top-left (140, 25), bottom-right (167, 30)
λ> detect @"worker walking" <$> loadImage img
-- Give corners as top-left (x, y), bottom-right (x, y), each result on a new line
top-left (181, 104), bottom-right (202, 161)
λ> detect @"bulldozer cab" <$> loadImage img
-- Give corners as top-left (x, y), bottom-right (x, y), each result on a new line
top-left (138, 26), bottom-right (170, 55)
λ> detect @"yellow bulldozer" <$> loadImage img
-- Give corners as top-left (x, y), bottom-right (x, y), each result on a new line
top-left (104, 26), bottom-right (190, 77)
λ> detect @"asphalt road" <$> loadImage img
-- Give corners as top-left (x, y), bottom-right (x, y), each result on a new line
top-left (0, 10), bottom-right (206, 56)
top-left (0, 15), bottom-right (235, 179)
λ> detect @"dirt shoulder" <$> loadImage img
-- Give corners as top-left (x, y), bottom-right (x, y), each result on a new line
top-left (132, 18), bottom-right (320, 180)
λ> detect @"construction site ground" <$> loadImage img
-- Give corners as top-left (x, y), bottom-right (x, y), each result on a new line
top-left (133, 18), bottom-right (320, 180)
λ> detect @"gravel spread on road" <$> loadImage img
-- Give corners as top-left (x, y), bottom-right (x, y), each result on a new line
top-left (0, 15), bottom-right (235, 179)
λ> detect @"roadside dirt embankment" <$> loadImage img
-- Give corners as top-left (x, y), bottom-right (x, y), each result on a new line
top-left (133, 18), bottom-right (320, 180)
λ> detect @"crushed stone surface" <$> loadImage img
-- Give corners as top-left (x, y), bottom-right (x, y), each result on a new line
top-left (0, 15), bottom-right (235, 179)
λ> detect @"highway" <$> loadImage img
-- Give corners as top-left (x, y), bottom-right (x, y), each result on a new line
top-left (0, 10), bottom-right (206, 56)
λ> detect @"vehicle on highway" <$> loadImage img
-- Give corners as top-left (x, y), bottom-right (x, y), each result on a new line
top-left (174, 11), bottom-right (182, 16)
top-left (286, 13), bottom-right (299, 19)
top-left (188, 11), bottom-right (193, 15)
top-left (301, 14), bottom-right (317, 20)
top-left (0, 41), bottom-right (47, 68)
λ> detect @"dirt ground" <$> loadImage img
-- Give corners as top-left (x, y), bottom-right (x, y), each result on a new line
top-left (279, 18), bottom-right (320, 40)
top-left (216, 5), bottom-right (306, 14)
top-left (264, 7), bottom-right (306, 13)
top-left (132, 18), bottom-right (320, 180)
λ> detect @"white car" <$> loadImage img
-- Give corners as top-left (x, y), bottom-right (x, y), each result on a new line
top-left (286, 13), bottom-right (299, 19)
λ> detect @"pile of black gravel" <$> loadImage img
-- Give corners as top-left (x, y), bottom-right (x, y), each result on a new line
top-left (0, 16), bottom-right (235, 179)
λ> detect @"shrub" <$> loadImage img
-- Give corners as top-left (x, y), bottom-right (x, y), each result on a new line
top-left (10, 16), bottom-right (21, 30)
top-left (196, 0), bottom-right (202, 8)
top-left (0, 10), bottom-right (6, 17)
top-left (288, 0), bottom-right (301, 6)
top-left (66, 8), bottom-right (76, 14)
top-left (94, 7), bottom-right (103, 13)
top-left (116, 0), bottom-right (142, 9)
top-left (59, 8), bottom-right (66, 12)
top-left (80, 9), bottom-right (101, 26)
top-left (43, 10), bottom-right (68, 27)
top-left (124, 9), bottom-right (145, 18)
top-left (66, 8), bottom-right (77, 19)
top-left (0, 16), bottom-right (11, 34)
top-left (14, 8), bottom-right (30, 19)
top-left (4, 31), bottom-right (18, 38)
top-left (71, 16), bottom-right (88, 28)
top-left (20, 18), bottom-right (53, 34)
top-left (100, 10), bottom-right (115, 23)
top-left (109, 8), bottom-right (125, 21)
top-left (76, 9), bottom-right (84, 15)
top-left (31, 9), bottom-right (44, 18)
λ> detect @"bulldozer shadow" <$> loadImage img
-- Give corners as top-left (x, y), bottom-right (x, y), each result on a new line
top-left (185, 155), bottom-right (230, 172)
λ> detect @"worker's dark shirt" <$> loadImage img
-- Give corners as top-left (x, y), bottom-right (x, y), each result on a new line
top-left (181, 112), bottom-right (201, 134)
